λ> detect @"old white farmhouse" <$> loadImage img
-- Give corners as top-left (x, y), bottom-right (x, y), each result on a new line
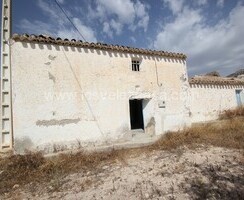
top-left (8, 34), bottom-right (191, 153)
top-left (1, 0), bottom-right (244, 153)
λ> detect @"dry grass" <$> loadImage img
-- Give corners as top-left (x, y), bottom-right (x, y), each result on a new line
top-left (0, 113), bottom-right (244, 195)
top-left (219, 106), bottom-right (244, 119)
top-left (0, 149), bottom-right (126, 194)
top-left (150, 117), bottom-right (244, 151)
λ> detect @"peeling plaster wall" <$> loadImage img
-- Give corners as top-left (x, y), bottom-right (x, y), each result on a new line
top-left (11, 41), bottom-right (190, 152)
top-left (190, 84), bottom-right (244, 123)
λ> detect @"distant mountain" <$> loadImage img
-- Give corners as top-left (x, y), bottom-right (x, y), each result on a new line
top-left (227, 69), bottom-right (244, 77)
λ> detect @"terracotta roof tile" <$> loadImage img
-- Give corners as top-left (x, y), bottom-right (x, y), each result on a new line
top-left (12, 33), bottom-right (187, 59)
top-left (189, 76), bottom-right (244, 85)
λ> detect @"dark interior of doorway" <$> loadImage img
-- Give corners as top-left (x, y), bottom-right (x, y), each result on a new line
top-left (129, 99), bottom-right (144, 130)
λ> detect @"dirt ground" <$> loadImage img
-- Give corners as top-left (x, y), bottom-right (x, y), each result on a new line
top-left (3, 146), bottom-right (244, 200)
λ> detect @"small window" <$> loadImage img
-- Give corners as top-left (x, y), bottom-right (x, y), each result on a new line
top-left (132, 60), bottom-right (140, 71)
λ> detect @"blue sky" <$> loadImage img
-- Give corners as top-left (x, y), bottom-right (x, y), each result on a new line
top-left (2, 0), bottom-right (244, 76)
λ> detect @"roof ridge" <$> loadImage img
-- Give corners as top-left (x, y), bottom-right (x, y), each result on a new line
top-left (12, 33), bottom-right (187, 59)
top-left (189, 75), bottom-right (244, 85)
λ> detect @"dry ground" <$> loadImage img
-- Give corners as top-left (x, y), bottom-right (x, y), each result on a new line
top-left (0, 107), bottom-right (244, 200)
top-left (2, 146), bottom-right (244, 200)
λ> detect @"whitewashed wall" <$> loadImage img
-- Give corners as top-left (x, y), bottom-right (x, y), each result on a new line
top-left (11, 41), bottom-right (190, 153)
top-left (190, 84), bottom-right (244, 123)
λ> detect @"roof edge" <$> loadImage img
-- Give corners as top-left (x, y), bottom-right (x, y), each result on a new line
top-left (189, 76), bottom-right (244, 85)
top-left (12, 33), bottom-right (187, 60)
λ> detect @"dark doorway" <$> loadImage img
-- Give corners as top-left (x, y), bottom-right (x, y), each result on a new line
top-left (129, 99), bottom-right (144, 130)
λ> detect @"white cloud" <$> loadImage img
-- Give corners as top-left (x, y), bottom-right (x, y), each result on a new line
top-left (103, 22), bottom-right (113, 38)
top-left (57, 0), bottom-right (65, 4)
top-left (96, 0), bottom-right (135, 23)
top-left (20, 0), bottom-right (149, 41)
top-left (136, 15), bottom-right (149, 32)
top-left (163, 0), bottom-right (184, 15)
top-left (101, 19), bottom-right (123, 38)
top-left (134, 1), bottom-right (150, 31)
top-left (135, 1), bottom-right (147, 18)
top-left (37, 0), bottom-right (65, 26)
top-left (19, 19), bottom-right (54, 36)
top-left (217, 0), bottom-right (224, 7)
top-left (197, 0), bottom-right (208, 6)
top-left (110, 19), bottom-right (123, 35)
top-left (130, 36), bottom-right (136, 43)
top-left (18, 0), bottom-right (97, 42)
top-left (72, 18), bottom-right (97, 42)
top-left (92, 0), bottom-right (150, 36)
top-left (154, 4), bottom-right (244, 75)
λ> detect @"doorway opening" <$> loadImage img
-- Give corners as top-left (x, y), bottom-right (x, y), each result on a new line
top-left (129, 99), bottom-right (144, 130)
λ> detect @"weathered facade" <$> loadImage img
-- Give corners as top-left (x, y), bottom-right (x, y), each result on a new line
top-left (1, 0), bottom-right (244, 154)
top-left (189, 75), bottom-right (244, 122)
top-left (0, 33), bottom-right (244, 153)
top-left (1, 33), bottom-right (244, 153)
top-left (7, 34), bottom-right (190, 153)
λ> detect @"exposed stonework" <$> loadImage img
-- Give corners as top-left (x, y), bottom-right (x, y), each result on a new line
top-left (36, 118), bottom-right (81, 127)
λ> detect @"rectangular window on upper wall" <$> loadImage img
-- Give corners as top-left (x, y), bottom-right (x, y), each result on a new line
top-left (132, 60), bottom-right (140, 71)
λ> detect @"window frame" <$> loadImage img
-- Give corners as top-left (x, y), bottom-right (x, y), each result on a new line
top-left (131, 59), bottom-right (141, 72)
